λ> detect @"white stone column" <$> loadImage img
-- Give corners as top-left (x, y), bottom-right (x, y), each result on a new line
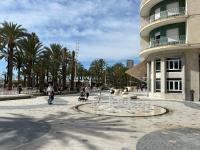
top-left (147, 62), bottom-right (151, 95)
top-left (161, 58), bottom-right (166, 96)
top-left (151, 59), bottom-right (155, 95)
top-left (185, 51), bottom-right (200, 101)
top-left (182, 55), bottom-right (186, 100)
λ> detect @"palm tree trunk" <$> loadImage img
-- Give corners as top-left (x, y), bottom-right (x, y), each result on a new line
top-left (36, 73), bottom-right (39, 87)
top-left (39, 73), bottom-right (45, 92)
top-left (17, 67), bottom-right (21, 84)
top-left (7, 47), bottom-right (14, 90)
top-left (91, 77), bottom-right (93, 89)
top-left (4, 74), bottom-right (7, 88)
top-left (27, 62), bottom-right (32, 87)
top-left (27, 71), bottom-right (31, 87)
top-left (62, 64), bottom-right (67, 89)
top-left (70, 64), bottom-right (75, 91)
top-left (23, 75), bottom-right (26, 87)
top-left (76, 76), bottom-right (80, 92)
top-left (46, 69), bottom-right (49, 83)
top-left (53, 75), bottom-right (58, 92)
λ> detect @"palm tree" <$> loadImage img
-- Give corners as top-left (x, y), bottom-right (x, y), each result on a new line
top-left (89, 59), bottom-right (106, 86)
top-left (34, 53), bottom-right (47, 92)
top-left (76, 62), bottom-right (88, 89)
top-left (106, 63), bottom-right (128, 88)
top-left (13, 49), bottom-right (24, 84)
top-left (77, 62), bottom-right (88, 80)
top-left (0, 21), bottom-right (27, 90)
top-left (19, 33), bottom-right (43, 87)
top-left (45, 43), bottom-right (63, 91)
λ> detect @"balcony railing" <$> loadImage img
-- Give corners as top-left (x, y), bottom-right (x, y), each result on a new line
top-left (142, 7), bottom-right (185, 28)
top-left (149, 35), bottom-right (186, 48)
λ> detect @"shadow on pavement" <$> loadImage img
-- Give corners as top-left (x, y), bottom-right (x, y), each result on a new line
top-left (1, 112), bottom-right (134, 150)
top-left (0, 116), bottom-right (50, 150)
top-left (136, 127), bottom-right (200, 150)
top-left (182, 101), bottom-right (200, 110)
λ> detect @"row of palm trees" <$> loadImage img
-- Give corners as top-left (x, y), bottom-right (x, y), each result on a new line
top-left (0, 21), bottom-right (131, 92)
top-left (0, 21), bottom-right (76, 91)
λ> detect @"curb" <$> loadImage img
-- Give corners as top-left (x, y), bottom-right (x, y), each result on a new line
top-left (0, 95), bottom-right (32, 101)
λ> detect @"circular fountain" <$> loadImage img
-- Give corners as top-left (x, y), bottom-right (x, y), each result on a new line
top-left (76, 92), bottom-right (168, 117)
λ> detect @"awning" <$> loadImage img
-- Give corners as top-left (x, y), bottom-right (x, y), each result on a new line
top-left (125, 60), bottom-right (147, 81)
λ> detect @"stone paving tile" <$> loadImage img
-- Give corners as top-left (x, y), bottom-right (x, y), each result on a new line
top-left (136, 128), bottom-right (200, 150)
top-left (0, 93), bottom-right (199, 150)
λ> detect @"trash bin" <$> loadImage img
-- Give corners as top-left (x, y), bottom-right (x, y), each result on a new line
top-left (190, 90), bottom-right (194, 101)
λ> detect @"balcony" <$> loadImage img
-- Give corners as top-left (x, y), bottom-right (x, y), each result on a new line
top-left (140, 0), bottom-right (163, 16)
top-left (142, 7), bottom-right (185, 28)
top-left (141, 0), bottom-right (148, 7)
top-left (149, 35), bottom-right (186, 48)
top-left (140, 35), bottom-right (187, 59)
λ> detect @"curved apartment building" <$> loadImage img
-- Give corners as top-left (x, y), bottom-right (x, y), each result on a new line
top-left (140, 0), bottom-right (200, 101)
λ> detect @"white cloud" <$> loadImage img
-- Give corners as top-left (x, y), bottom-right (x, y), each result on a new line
top-left (0, 0), bottom-right (140, 67)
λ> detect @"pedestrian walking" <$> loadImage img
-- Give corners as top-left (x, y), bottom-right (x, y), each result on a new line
top-left (47, 83), bottom-right (54, 105)
top-left (85, 86), bottom-right (90, 99)
top-left (17, 84), bottom-right (22, 94)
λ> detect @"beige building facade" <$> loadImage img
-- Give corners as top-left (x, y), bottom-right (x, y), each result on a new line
top-left (140, 0), bottom-right (200, 101)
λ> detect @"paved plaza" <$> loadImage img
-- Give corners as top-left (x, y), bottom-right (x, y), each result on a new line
top-left (0, 92), bottom-right (199, 150)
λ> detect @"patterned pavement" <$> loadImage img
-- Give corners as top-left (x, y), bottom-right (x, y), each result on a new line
top-left (0, 93), bottom-right (199, 150)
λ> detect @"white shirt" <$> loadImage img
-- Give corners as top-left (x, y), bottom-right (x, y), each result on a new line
top-left (85, 87), bottom-right (90, 93)
top-left (47, 86), bottom-right (54, 92)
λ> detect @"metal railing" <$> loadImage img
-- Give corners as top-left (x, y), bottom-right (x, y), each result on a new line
top-left (142, 7), bottom-right (185, 28)
top-left (149, 35), bottom-right (186, 48)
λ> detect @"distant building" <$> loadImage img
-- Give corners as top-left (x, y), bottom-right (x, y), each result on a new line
top-left (126, 60), bottom-right (134, 69)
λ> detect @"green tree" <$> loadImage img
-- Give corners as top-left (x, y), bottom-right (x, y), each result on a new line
top-left (19, 33), bottom-right (43, 87)
top-left (77, 62), bottom-right (88, 80)
top-left (89, 59), bottom-right (106, 86)
top-left (45, 43), bottom-right (63, 91)
top-left (13, 49), bottom-right (24, 84)
top-left (0, 21), bottom-right (27, 89)
top-left (106, 63), bottom-right (128, 88)
top-left (35, 52), bottom-right (48, 92)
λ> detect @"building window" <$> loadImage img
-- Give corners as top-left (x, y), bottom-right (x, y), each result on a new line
top-left (155, 59), bottom-right (161, 72)
top-left (167, 28), bottom-right (179, 43)
top-left (167, 2), bottom-right (179, 17)
top-left (155, 32), bottom-right (161, 46)
top-left (167, 78), bottom-right (182, 93)
top-left (155, 7), bottom-right (161, 20)
top-left (166, 58), bottom-right (182, 72)
top-left (155, 78), bottom-right (161, 92)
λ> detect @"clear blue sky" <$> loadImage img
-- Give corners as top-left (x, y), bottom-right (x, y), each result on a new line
top-left (0, 0), bottom-right (140, 73)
